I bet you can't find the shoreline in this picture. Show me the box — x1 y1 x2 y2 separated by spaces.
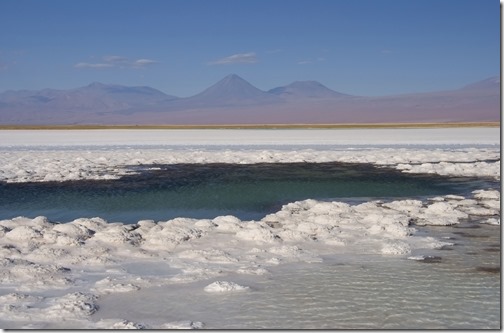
0 121 499 130
0 127 499 147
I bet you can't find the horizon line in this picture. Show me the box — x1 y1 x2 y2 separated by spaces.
0 122 499 131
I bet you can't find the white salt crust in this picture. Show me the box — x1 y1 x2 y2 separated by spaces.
204 281 250 293
0 129 500 328
0 189 499 328
0 147 500 183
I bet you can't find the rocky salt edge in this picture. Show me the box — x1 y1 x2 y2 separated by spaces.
0 147 500 183
0 189 499 328
0 145 500 328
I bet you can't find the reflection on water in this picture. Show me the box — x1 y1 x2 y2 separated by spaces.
0 162 498 223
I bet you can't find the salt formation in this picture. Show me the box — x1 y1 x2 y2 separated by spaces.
0 132 500 328
0 188 498 328
204 281 250 293
0 147 500 183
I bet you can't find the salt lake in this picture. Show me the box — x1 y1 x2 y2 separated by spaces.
0 128 499 329
0 161 497 223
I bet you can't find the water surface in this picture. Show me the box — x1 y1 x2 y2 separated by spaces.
92 218 500 329
0 162 497 223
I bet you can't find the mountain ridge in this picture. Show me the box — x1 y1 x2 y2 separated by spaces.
2 73 498 100
0 74 499 125
178 74 282 107
268 80 352 99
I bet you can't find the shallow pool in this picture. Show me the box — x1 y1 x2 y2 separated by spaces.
91 218 500 329
0 162 497 223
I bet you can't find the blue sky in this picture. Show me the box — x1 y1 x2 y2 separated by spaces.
0 0 499 97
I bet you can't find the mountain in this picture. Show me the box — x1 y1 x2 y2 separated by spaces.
0 82 176 111
81 82 177 106
0 75 499 125
0 82 178 124
268 80 351 99
459 76 500 91
175 74 282 108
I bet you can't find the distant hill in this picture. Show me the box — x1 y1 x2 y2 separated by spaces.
268 80 351 99
0 82 176 110
0 82 177 124
459 76 500 91
181 74 282 107
0 74 499 125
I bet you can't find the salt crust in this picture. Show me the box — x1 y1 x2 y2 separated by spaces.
203 281 250 293
94 319 204 329
0 128 498 147
0 292 98 322
0 189 499 328
0 147 500 183
0 143 500 328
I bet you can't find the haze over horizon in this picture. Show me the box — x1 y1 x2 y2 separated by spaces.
1 73 499 99
0 73 499 125
0 0 499 98
1 72 499 97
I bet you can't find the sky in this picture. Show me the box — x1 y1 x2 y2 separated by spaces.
0 0 500 97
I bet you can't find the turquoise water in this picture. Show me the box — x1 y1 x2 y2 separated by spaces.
0 162 497 223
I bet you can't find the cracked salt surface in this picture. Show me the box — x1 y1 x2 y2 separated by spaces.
0 128 500 329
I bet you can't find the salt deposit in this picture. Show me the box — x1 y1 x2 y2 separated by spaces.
0 188 499 328
0 128 500 329
0 128 498 147
0 146 500 184
204 281 250 293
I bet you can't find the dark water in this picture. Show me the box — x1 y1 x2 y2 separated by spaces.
0 162 498 223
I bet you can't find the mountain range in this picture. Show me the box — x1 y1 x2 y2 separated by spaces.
0 74 499 125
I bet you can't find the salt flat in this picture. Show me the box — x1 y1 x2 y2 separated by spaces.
0 127 499 146
0 127 500 329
